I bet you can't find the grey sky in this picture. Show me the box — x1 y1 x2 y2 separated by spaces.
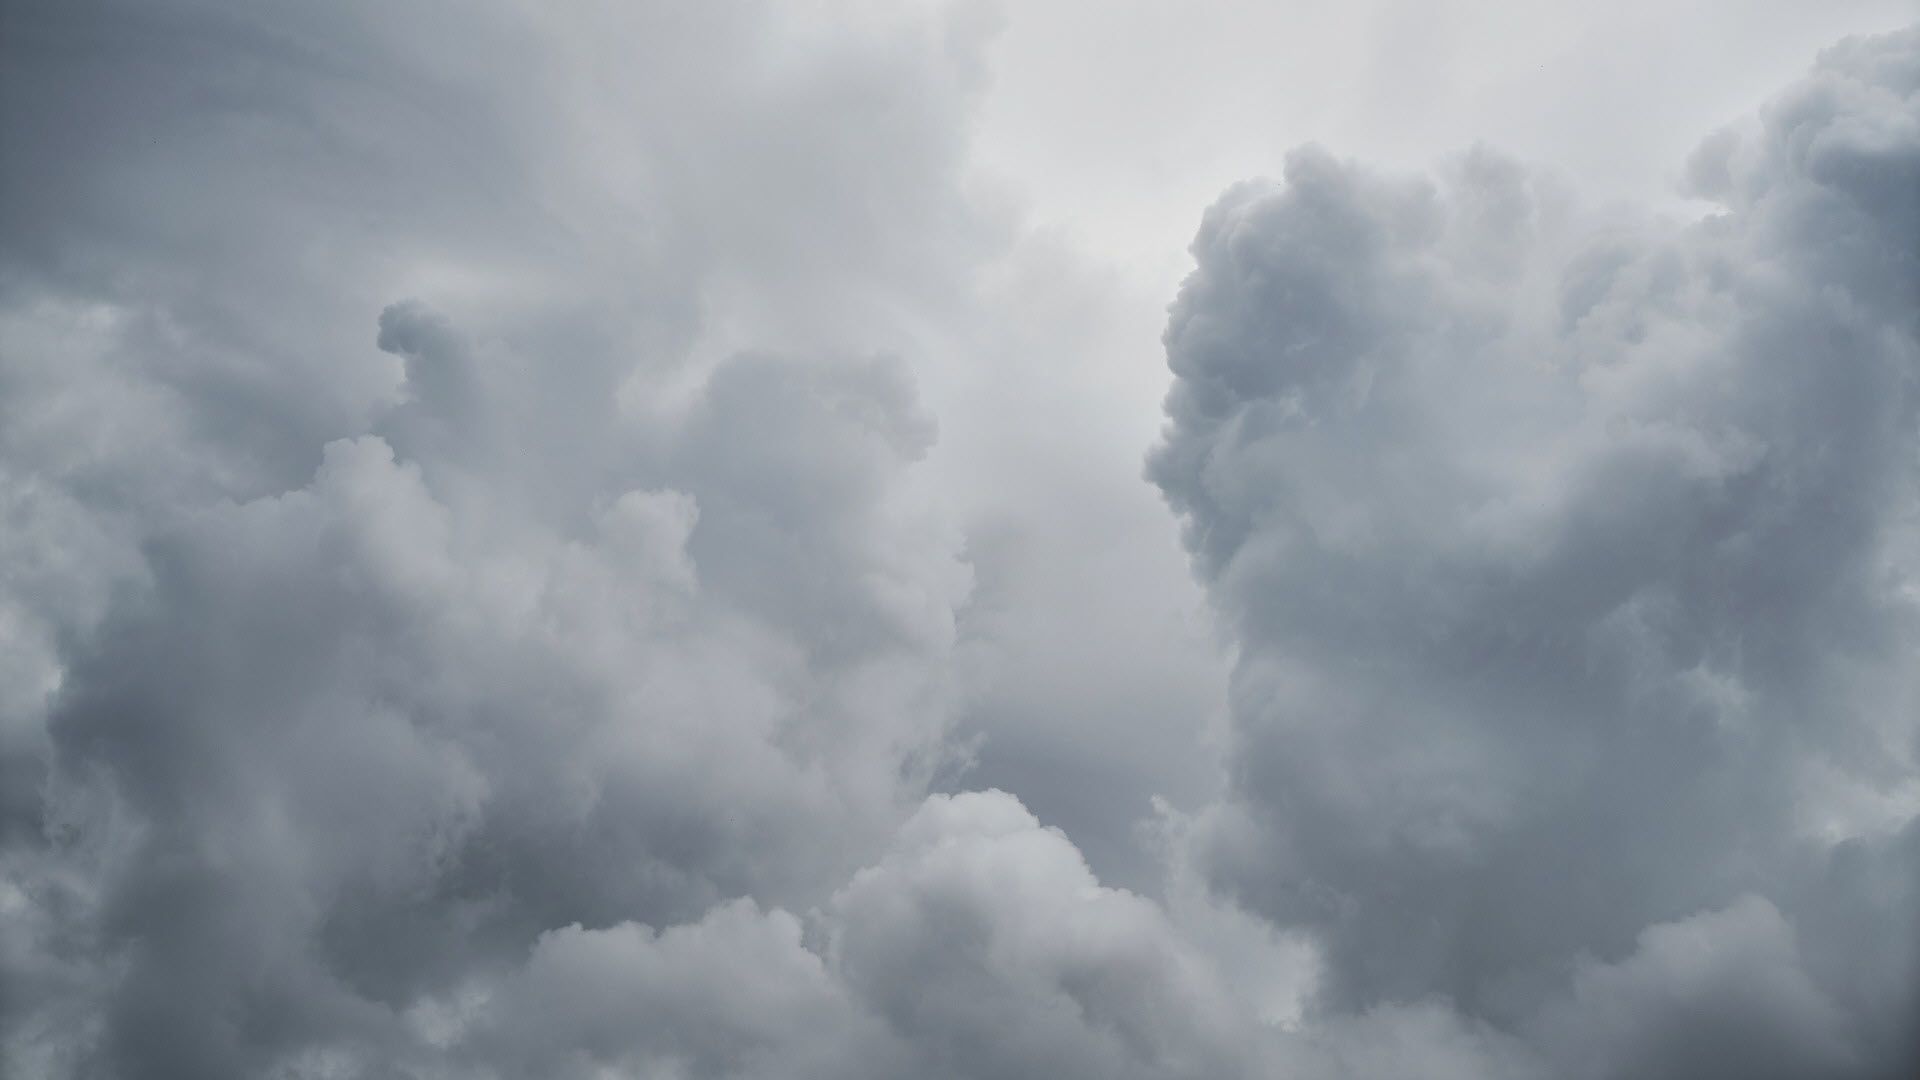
3 3 1916 1078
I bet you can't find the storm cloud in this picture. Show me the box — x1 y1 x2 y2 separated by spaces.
3 3 1917 1079
1152 23 1920 1077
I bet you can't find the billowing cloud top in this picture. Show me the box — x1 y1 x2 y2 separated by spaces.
1151 22 1920 1078
2 3 1917 1079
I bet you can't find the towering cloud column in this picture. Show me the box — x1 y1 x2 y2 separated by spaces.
1150 25 1920 1078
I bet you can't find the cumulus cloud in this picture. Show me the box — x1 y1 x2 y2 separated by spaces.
4 331 973 1074
1 0 985 1074
4 2 1918 1079
1151 23 1920 1077
457 789 1276 1080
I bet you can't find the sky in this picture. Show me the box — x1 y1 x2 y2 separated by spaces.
1 2 1917 1078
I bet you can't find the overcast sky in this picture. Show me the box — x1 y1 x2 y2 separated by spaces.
3 3 1918 1078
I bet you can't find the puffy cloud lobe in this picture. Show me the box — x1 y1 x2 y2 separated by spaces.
828 792 1255 1080
10 327 968 1075
1151 23 1920 1077
1530 896 1855 1079
445 790 1287 1080
466 899 895 1080
177 790 1271 1080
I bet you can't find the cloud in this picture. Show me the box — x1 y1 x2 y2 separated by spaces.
827 791 1257 1080
1529 896 1855 1080
1150 22 1920 1076
1 1 988 1073
4 330 970 1074
442 789 1274 1080
460 898 892 1080
4 2 1918 1079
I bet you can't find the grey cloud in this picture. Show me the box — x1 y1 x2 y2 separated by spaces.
827 791 1253 1080
452 790 1271 1080
1 0 990 1073
465 899 897 1080
7 2 1919 1079
0 0 997 523
1151 23 1920 1077
1529 896 1857 1079
13 329 967 1074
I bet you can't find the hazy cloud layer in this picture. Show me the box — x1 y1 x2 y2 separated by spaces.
3 3 1917 1079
